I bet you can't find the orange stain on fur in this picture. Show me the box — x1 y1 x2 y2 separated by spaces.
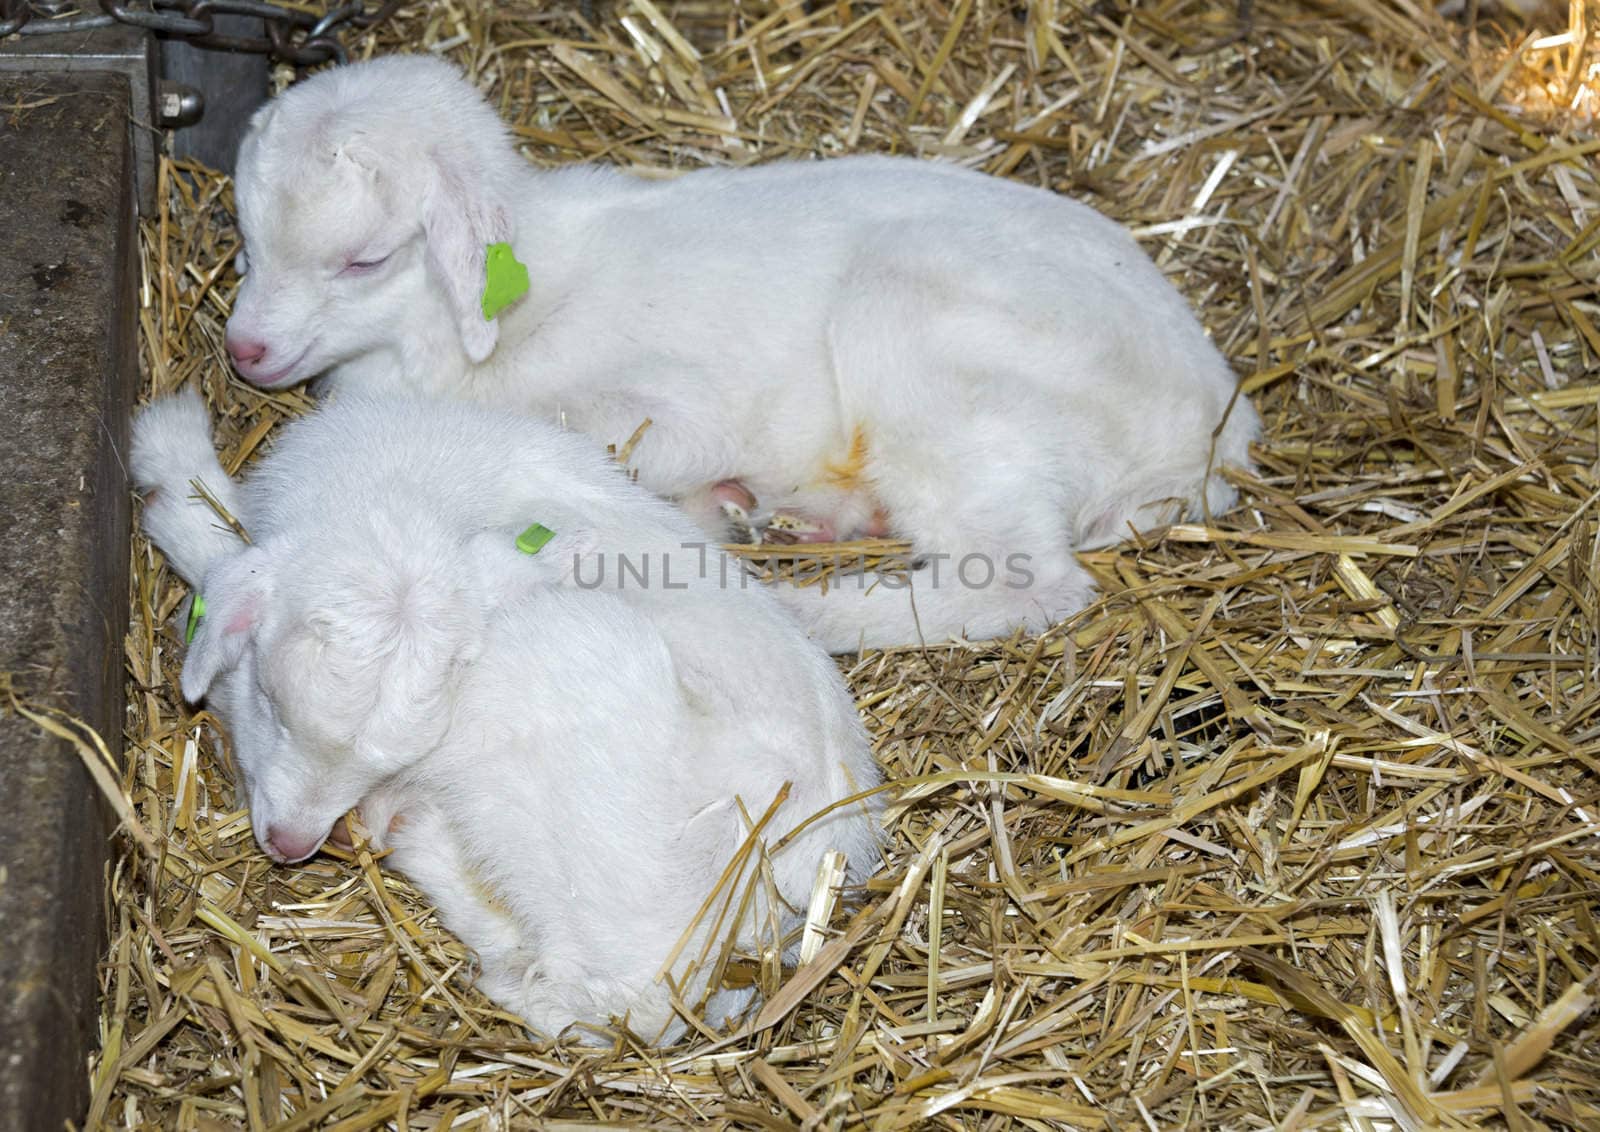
822 425 870 491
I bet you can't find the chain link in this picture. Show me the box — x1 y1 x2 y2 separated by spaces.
1 0 402 66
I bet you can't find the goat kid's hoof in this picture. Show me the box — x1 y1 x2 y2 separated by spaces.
763 512 837 545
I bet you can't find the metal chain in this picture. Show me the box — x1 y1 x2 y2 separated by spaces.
1 0 403 66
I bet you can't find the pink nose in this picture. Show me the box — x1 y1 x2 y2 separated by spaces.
226 335 268 368
262 823 324 864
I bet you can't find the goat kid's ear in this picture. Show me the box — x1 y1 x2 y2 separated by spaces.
424 159 509 365
180 545 274 703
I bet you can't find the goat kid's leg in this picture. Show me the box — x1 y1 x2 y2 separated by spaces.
685 479 889 545
376 801 535 1001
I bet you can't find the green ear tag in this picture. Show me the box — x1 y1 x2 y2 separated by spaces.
185 593 207 644
516 523 555 556
481 242 530 321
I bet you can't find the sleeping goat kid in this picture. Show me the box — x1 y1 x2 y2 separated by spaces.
225 56 1260 652
131 390 881 1043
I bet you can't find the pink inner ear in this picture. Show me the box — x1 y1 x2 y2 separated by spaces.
225 597 259 635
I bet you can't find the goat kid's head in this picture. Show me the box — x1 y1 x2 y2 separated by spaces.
181 512 494 865
227 57 520 390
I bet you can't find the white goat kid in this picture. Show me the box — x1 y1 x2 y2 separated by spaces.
131 390 881 1042
226 56 1260 652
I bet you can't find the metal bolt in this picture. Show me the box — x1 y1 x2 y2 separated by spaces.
157 81 205 128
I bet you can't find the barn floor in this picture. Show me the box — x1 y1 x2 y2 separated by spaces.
88 1 1600 1128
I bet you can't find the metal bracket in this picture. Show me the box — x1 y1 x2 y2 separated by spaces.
0 22 159 215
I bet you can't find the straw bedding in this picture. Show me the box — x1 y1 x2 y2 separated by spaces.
55 0 1600 1127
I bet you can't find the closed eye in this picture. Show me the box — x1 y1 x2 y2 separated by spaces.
342 252 391 276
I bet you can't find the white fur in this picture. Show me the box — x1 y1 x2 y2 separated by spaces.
129 389 250 585
131 393 882 1043
227 55 1261 651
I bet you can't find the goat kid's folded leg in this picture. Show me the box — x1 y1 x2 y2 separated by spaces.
763 418 1095 652
130 389 252 586
377 800 536 1001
